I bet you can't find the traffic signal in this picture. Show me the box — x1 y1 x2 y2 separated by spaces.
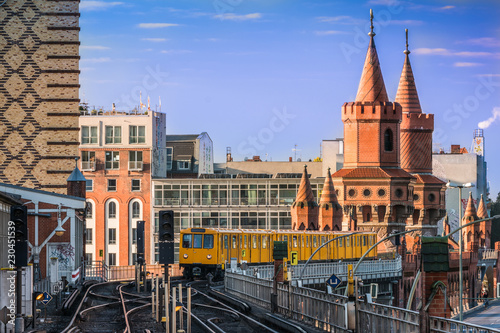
11 205 28 267
136 220 145 265
158 210 174 265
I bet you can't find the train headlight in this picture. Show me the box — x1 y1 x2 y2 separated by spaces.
183 254 188 259
207 254 212 260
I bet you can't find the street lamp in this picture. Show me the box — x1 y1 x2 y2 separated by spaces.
446 181 474 322
54 225 65 237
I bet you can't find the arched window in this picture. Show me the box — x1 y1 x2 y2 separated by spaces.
108 201 116 218
384 128 393 152
132 201 140 218
86 201 93 219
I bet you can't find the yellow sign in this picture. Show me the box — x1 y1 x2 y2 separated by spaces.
242 250 246 257
347 264 354 296
290 251 298 265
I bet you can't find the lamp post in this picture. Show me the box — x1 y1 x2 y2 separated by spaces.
446 181 474 322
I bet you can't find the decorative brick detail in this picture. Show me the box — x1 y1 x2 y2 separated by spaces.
0 0 80 194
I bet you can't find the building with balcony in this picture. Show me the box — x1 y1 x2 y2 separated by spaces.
79 110 166 266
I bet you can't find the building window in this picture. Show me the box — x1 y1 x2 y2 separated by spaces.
108 201 116 218
129 151 143 170
108 253 116 266
132 228 137 244
105 126 122 144
108 179 117 192
177 160 191 170
132 201 140 218
129 125 145 144
109 228 116 244
86 202 93 218
81 151 96 171
105 151 120 169
85 253 92 263
166 147 173 170
86 179 93 192
85 228 92 244
131 179 141 192
81 126 98 144
384 128 393 152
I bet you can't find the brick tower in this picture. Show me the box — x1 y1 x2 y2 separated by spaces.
291 165 318 230
318 168 342 231
477 194 491 248
0 0 80 194
395 29 446 236
332 10 415 244
463 192 479 252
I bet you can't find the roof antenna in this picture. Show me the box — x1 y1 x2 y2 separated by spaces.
369 9 375 37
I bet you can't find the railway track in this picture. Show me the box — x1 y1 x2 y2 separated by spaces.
61 280 157 333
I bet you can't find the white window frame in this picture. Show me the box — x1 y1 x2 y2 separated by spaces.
129 125 146 144
105 151 120 169
129 151 143 171
131 179 141 192
105 126 122 144
86 179 93 192
81 151 96 171
177 160 190 170
81 126 98 144
107 179 117 192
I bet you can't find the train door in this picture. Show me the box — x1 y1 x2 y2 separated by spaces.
345 235 353 260
361 234 369 257
261 233 270 263
250 233 259 263
338 235 345 259
230 233 239 263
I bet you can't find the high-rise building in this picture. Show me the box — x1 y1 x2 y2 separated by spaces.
0 0 80 193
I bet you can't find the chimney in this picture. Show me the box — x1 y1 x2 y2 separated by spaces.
289 157 293 162
451 145 460 154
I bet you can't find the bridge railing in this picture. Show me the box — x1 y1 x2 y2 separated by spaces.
225 271 349 332
429 316 500 333
357 301 419 332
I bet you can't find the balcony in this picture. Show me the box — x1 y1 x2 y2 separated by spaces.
81 161 96 171
129 161 143 171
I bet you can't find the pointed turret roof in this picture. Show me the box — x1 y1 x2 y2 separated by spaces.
463 192 478 221
67 158 86 182
295 165 315 203
355 9 389 103
319 168 338 204
395 29 422 114
477 194 488 219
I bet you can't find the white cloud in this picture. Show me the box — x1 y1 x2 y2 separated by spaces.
138 23 179 29
160 50 192 55
413 48 499 58
81 57 111 63
314 30 348 36
80 45 110 50
80 1 123 11
436 5 455 10
461 37 500 48
454 62 483 67
142 38 168 42
388 20 424 26
413 48 450 56
316 16 364 25
368 0 400 5
213 13 262 21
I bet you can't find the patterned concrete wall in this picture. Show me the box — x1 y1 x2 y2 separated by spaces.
0 0 80 193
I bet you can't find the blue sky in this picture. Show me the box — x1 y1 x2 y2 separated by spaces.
79 0 500 197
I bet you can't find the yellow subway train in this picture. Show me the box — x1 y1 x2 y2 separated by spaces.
179 228 378 279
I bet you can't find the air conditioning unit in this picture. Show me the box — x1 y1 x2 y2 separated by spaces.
370 283 379 299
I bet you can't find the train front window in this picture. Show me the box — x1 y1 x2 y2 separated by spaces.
182 234 192 248
193 234 203 248
204 235 214 249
